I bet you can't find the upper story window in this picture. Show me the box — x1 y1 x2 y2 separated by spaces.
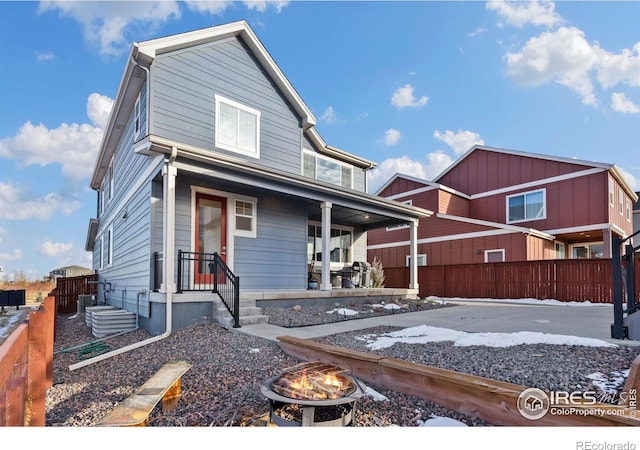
626 198 631 222
215 94 260 158
507 189 546 223
619 191 624 216
609 178 615 206
303 151 353 189
134 94 141 140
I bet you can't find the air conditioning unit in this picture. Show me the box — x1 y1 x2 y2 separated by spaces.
77 294 97 313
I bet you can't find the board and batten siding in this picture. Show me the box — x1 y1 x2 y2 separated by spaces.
150 37 303 175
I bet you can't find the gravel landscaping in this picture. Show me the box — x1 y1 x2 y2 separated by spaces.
45 302 640 427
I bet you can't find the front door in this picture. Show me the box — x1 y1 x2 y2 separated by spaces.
195 193 227 285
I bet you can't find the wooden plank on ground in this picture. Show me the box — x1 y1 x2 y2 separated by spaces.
276 335 640 427
96 358 192 427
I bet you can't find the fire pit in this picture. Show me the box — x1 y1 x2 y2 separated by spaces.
261 361 365 426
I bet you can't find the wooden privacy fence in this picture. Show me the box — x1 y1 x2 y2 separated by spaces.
0 296 54 426
384 258 640 303
52 274 97 314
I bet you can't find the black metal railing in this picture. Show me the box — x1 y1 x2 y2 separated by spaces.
177 250 240 328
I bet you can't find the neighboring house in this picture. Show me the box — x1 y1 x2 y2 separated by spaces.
368 145 638 268
85 21 430 335
48 265 93 280
634 191 640 240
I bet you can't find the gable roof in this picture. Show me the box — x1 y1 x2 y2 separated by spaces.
433 144 638 201
91 20 375 190
374 172 471 200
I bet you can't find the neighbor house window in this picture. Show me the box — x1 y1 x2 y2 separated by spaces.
406 254 427 267
507 189 545 223
235 199 256 238
307 223 352 264
570 242 603 259
215 94 260 157
626 199 631 221
619 191 624 216
485 249 505 263
134 94 141 140
303 151 353 188
609 178 615 206
555 242 566 259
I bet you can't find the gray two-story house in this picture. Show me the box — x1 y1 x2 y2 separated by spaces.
85 21 431 336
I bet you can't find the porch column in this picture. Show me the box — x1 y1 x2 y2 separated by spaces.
162 156 178 294
409 219 419 291
320 201 332 291
602 228 612 258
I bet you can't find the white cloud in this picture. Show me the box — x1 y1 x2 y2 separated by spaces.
382 129 401 146
367 151 454 194
610 93 640 114
0 181 80 220
433 130 484 155
0 249 23 263
319 106 337 124
242 1 290 13
505 27 598 105
36 51 55 61
38 1 182 56
391 84 429 109
87 93 114 129
486 0 563 29
40 240 74 258
594 43 640 89
0 93 112 181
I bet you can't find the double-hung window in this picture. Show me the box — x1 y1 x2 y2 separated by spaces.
507 189 545 223
215 94 260 158
303 151 353 188
235 199 257 238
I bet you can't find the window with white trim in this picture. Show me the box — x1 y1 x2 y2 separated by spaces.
215 94 260 157
303 151 353 188
570 242 603 259
307 223 353 264
609 178 615 206
235 199 257 238
134 94 141 140
406 254 427 267
555 242 565 259
626 198 631 222
507 189 545 223
619 191 624 216
485 249 505 263
102 226 113 268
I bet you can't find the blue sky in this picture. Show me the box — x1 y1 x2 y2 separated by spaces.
1 0 640 281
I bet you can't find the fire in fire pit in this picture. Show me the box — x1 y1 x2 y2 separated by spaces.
270 361 355 400
261 361 365 427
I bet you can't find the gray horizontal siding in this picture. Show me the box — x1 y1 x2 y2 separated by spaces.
151 37 302 174
234 196 308 290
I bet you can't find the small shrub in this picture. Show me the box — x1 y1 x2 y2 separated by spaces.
370 257 386 288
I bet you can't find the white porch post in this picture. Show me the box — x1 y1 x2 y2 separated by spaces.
161 151 178 295
409 219 419 291
320 201 332 291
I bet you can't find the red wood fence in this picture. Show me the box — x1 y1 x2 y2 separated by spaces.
51 274 97 314
384 258 640 303
0 296 54 426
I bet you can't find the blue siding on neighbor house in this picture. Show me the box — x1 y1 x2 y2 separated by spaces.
150 37 304 175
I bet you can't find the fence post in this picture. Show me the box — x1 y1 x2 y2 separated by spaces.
26 304 48 426
611 235 626 339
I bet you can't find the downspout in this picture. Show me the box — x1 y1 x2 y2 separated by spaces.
69 147 178 371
